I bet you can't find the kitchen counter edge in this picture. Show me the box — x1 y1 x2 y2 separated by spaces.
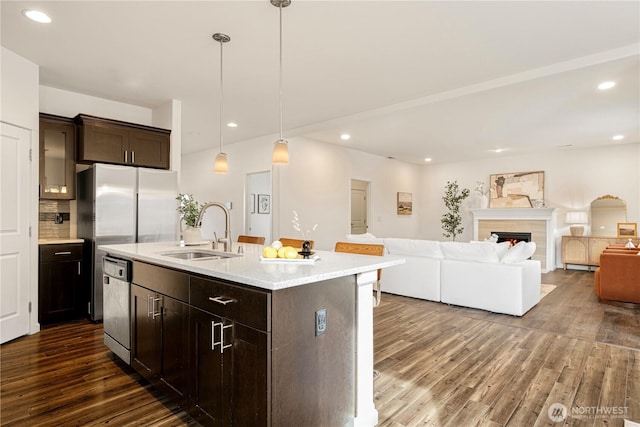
99 241 405 291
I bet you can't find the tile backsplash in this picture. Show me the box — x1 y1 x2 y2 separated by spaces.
39 200 71 239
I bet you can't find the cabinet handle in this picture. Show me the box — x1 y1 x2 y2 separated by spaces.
131 151 135 163
77 261 81 275
152 297 162 318
54 251 72 256
124 150 128 163
211 321 233 353
147 295 153 318
208 296 236 305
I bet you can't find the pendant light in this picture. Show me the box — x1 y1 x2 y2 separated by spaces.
271 0 291 165
213 32 230 173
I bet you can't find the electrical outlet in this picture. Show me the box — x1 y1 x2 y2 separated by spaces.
315 309 327 336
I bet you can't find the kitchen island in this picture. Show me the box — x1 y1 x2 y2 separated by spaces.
100 241 404 427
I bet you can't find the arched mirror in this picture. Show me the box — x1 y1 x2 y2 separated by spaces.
590 195 627 237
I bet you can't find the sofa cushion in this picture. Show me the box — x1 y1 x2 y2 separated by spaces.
501 241 537 263
346 232 379 242
383 238 444 259
345 232 385 246
439 241 500 263
495 241 510 258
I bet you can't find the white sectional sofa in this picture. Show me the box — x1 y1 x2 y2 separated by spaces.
346 234 541 316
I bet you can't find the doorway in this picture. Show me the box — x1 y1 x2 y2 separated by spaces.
350 179 369 235
245 171 271 244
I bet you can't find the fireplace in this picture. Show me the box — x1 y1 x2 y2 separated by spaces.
491 231 532 247
472 207 556 272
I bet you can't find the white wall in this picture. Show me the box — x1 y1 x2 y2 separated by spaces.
180 134 274 245
182 137 639 261
276 138 424 250
422 143 640 267
181 135 424 250
39 86 152 124
1 47 40 334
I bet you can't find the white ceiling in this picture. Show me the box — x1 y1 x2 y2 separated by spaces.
2 1 639 165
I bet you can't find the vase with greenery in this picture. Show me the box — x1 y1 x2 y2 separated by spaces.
177 193 203 243
441 181 470 241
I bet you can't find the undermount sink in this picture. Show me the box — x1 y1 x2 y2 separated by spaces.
160 250 233 260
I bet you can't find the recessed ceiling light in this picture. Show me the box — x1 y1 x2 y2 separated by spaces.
494 148 504 153
612 134 624 141
340 133 351 141
598 81 616 90
22 9 52 23
424 157 432 162
227 122 238 128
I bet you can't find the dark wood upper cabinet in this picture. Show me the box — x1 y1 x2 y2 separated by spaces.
39 113 76 200
75 114 170 169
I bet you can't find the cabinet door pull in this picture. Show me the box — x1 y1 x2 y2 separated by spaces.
152 297 163 318
147 295 153 318
131 151 135 164
220 323 232 353
77 261 81 275
211 321 232 353
124 150 128 163
211 321 221 351
208 296 236 305
54 251 72 256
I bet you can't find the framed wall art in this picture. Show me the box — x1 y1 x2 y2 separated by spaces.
489 171 544 208
397 192 412 215
257 194 270 214
617 222 637 238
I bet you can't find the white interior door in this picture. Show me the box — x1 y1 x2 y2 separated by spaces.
351 179 369 234
245 171 271 244
1 123 32 343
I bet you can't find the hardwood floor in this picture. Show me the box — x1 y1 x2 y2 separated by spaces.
374 270 640 426
1 270 638 426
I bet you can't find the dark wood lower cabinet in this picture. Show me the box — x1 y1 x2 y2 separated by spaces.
127 261 355 427
189 307 232 426
131 284 189 408
189 307 268 427
38 243 84 325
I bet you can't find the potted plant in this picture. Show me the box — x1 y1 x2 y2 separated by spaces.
441 181 470 241
177 193 203 244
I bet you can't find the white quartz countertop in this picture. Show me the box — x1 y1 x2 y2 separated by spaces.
99 241 405 291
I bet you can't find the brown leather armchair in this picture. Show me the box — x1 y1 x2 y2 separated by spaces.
594 247 640 304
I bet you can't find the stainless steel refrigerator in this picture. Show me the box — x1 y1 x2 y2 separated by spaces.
77 163 178 321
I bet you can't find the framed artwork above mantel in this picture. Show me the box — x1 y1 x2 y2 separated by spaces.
489 171 544 208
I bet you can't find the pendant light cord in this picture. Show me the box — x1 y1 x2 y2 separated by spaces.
219 39 224 153
278 2 283 141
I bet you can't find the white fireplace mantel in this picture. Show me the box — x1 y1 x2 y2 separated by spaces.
471 208 556 221
471 208 557 272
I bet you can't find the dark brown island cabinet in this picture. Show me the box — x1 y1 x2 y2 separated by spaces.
129 260 356 427
38 243 84 325
75 114 171 169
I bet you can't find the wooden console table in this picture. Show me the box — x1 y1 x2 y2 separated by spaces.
561 235 639 270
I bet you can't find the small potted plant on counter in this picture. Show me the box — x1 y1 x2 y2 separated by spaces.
177 193 203 244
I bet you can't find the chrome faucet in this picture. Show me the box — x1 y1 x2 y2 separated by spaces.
196 202 232 252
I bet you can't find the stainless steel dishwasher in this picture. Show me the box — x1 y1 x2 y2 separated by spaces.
103 256 131 364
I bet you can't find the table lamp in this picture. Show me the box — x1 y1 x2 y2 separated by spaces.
566 211 588 236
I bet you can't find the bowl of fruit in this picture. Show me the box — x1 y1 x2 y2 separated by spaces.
260 240 318 263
